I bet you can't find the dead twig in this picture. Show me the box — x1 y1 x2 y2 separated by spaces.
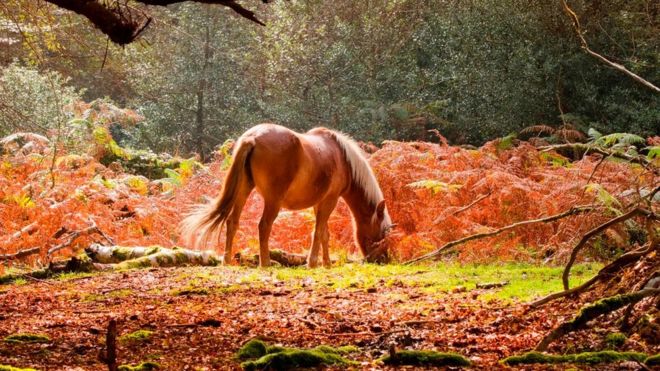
406 205 596 264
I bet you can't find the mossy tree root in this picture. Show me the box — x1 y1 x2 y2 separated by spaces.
535 288 660 351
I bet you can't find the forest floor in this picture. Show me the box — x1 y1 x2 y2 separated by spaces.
1 262 652 370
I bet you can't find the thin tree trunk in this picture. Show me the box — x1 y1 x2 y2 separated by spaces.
195 6 212 161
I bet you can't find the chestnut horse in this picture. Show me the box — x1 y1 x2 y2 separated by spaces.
181 123 392 267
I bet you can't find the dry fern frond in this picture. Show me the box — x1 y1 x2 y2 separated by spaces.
520 125 555 136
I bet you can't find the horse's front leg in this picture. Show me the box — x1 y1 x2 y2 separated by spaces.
258 201 281 267
308 198 337 268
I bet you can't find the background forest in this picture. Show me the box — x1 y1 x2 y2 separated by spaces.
1 0 658 159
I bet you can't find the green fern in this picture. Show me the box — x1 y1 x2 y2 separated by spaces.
646 146 660 160
407 180 462 195
594 133 645 148
585 183 622 215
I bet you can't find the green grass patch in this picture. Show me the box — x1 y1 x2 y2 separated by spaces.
501 351 648 366
4 333 50 344
119 330 153 344
380 349 471 367
253 262 600 302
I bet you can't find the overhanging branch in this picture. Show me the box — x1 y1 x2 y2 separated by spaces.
43 0 268 45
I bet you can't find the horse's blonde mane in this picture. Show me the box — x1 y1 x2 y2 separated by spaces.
329 131 384 206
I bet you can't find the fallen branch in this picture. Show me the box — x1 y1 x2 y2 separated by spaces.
562 207 657 290
530 242 655 308
47 219 114 256
535 288 660 351
0 246 41 261
406 205 595 264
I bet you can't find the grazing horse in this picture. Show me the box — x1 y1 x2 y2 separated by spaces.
181 123 393 267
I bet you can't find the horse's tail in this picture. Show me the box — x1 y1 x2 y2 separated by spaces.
180 137 255 248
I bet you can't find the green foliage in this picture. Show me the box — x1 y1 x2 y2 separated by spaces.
584 183 622 214
0 63 82 137
381 350 471 367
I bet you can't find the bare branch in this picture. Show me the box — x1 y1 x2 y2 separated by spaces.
406 205 596 265
561 0 659 93
561 207 657 290
0 247 41 261
42 0 267 45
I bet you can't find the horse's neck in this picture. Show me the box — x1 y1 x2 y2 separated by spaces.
342 183 375 229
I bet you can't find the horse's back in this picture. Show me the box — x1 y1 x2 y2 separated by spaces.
243 124 349 209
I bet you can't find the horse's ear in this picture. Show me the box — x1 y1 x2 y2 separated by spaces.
376 200 386 219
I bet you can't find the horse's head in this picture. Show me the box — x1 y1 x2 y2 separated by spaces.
357 200 394 263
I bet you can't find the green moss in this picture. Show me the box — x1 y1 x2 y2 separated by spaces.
119 330 153 344
241 349 352 370
501 351 648 366
236 340 268 360
380 350 471 367
173 286 209 296
502 351 568 365
237 340 358 370
117 361 160 371
604 332 627 348
573 351 646 364
0 365 38 371
4 333 51 344
646 354 660 366
111 247 131 261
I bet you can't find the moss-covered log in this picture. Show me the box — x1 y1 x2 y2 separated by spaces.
501 350 648 366
236 339 357 370
380 349 471 367
535 288 660 351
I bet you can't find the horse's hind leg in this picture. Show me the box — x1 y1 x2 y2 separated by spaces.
308 198 337 268
258 201 281 267
223 180 253 265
